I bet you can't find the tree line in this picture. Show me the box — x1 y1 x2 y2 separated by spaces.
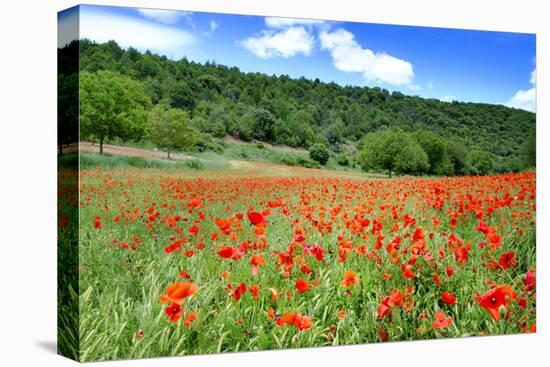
58 39 536 176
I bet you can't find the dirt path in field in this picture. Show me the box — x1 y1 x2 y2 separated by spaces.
224 160 376 179
80 142 194 161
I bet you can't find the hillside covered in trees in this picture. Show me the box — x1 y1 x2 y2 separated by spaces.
59 40 536 176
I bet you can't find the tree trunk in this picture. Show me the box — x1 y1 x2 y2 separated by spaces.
59 143 63 156
167 148 171 160
388 168 392 178
99 138 104 155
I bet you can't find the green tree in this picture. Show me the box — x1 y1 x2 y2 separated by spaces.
80 70 151 154
309 143 330 165
358 128 429 177
467 149 495 175
414 130 454 176
146 104 198 159
522 128 536 168
170 81 195 110
251 108 276 142
324 121 345 146
75 41 537 166
447 140 469 175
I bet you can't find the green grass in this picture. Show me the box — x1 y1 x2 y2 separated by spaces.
80 153 230 171
96 136 364 173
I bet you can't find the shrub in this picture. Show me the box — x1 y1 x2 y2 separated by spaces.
336 153 350 166
309 143 330 165
176 159 204 170
279 155 297 166
296 157 321 169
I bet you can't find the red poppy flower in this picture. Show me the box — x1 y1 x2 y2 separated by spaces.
231 282 247 301
250 253 266 275
377 296 391 320
187 198 203 208
189 225 199 236
475 284 517 321
340 270 359 287
165 240 183 254
93 216 102 229
401 264 416 279
441 292 457 305
159 282 199 305
165 302 183 323
217 245 238 259
247 211 265 226
432 310 452 329
295 278 310 293
276 312 313 331
267 307 275 320
499 252 517 269
184 311 197 328
388 289 404 307
249 284 260 300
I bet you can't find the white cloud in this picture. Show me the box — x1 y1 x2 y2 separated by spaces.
80 10 196 57
137 8 190 25
428 82 434 90
210 20 218 32
440 95 456 102
505 68 536 112
407 84 421 91
319 28 414 86
265 17 324 29
240 27 314 58
506 88 536 112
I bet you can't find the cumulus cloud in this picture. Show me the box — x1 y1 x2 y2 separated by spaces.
319 28 414 86
240 26 314 58
505 68 536 112
506 88 536 112
265 17 324 29
137 8 190 25
80 10 196 56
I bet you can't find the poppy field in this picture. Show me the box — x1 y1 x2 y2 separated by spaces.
72 168 536 361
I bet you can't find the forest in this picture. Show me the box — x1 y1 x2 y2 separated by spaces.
58 39 536 176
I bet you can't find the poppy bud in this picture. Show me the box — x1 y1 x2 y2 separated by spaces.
498 305 507 320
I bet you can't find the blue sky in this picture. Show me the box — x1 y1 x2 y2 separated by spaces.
58 5 536 111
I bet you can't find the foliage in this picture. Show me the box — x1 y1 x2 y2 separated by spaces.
309 143 330 165
336 153 350 166
414 130 454 176
79 70 151 154
357 128 429 177
522 128 536 168
70 40 537 175
146 104 198 159
467 149 496 175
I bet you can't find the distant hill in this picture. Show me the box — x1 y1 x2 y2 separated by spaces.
59 39 536 174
